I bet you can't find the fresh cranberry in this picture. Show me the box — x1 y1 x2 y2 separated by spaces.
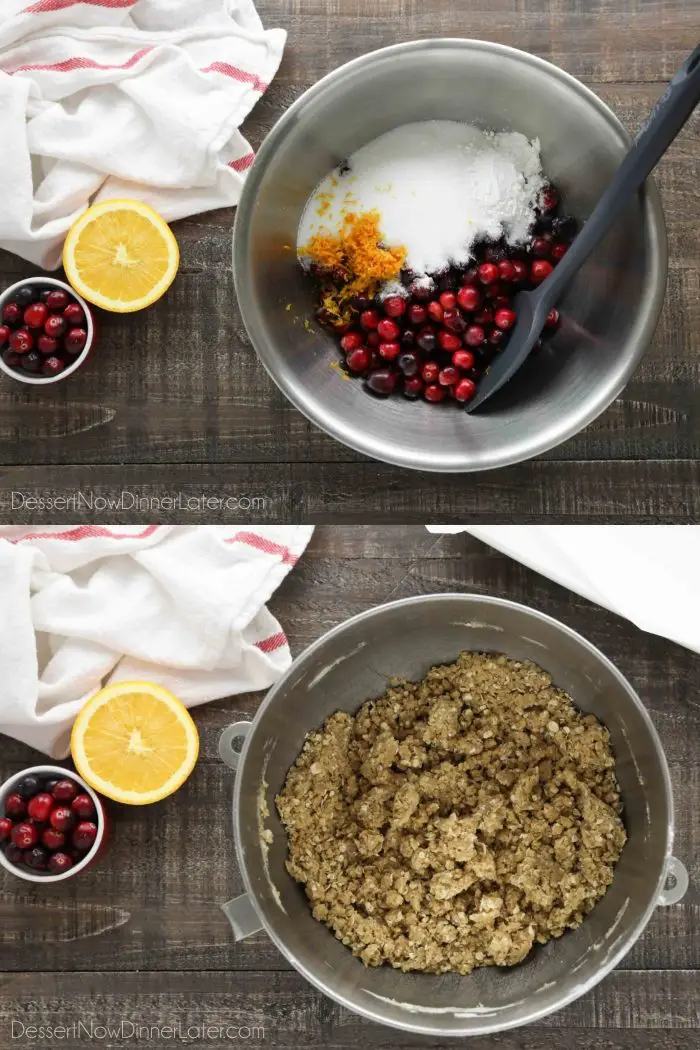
407 303 427 326
366 331 380 348
398 351 420 376
452 349 475 370
464 324 486 347
25 846 49 870
495 308 517 330
64 328 87 353
497 260 516 282
402 376 423 399
379 341 401 361
44 316 66 342
439 366 458 387
474 307 494 325
53 779 79 803
359 310 380 330
50 806 75 832
5 793 26 817
345 348 370 373
454 377 477 402
365 369 397 396
72 821 98 852
421 361 439 383
532 237 551 258
477 262 499 285
442 309 466 333
21 350 42 373
11 821 38 849
424 383 446 403
2 350 21 370
460 267 478 285
439 291 456 310
545 309 560 328
5 844 25 867
37 335 58 355
23 302 48 329
489 327 506 346
27 793 54 822
417 328 437 353
17 775 43 798
541 184 559 211
551 242 569 261
511 259 528 282
376 318 400 342
49 852 74 875
457 286 482 312
531 260 554 283
438 331 461 352
9 329 33 354
44 354 66 377
0 325 10 346
0 817 13 841
427 300 444 324
383 295 406 318
42 827 66 850
45 289 69 312
2 302 21 325
340 331 363 354
63 302 85 326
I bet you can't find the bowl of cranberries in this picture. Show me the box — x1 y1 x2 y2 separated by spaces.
0 277 95 386
0 765 106 882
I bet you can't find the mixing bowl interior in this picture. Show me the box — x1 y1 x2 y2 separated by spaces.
234 595 672 1035
234 40 666 471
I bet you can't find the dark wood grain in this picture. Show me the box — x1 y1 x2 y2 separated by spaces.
0 526 697 1048
0 3 698 521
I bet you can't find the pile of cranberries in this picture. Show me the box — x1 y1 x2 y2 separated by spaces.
0 283 88 380
312 185 576 405
0 773 99 876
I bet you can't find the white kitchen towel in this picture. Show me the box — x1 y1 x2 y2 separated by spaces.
0 524 313 758
427 525 700 655
0 0 286 269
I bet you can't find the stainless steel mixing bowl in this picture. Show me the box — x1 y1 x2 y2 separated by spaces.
220 594 687 1036
233 39 667 472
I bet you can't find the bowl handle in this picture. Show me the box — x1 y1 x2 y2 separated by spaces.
221 893 264 940
658 856 689 906
219 721 252 771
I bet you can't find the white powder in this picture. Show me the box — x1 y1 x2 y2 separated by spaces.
297 120 545 277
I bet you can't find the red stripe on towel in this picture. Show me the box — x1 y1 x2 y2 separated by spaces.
7 47 152 75
23 0 139 13
200 61 268 93
227 153 255 173
9 525 161 543
255 632 288 653
225 530 299 566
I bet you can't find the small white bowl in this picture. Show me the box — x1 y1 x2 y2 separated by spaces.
0 765 106 883
0 276 95 386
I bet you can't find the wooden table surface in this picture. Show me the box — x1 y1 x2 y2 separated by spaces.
0 1 698 523
0 525 698 1049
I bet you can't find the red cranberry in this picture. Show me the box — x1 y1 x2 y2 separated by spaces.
366 369 397 396
42 356 65 377
511 259 528 282
9 328 33 354
23 302 48 329
457 286 482 312
402 376 424 399
427 300 444 324
398 351 420 376
25 846 49 870
489 327 505 346
376 318 400 342
438 331 462 352
495 308 517 330
551 242 569 261
0 817 12 841
452 349 475 370
531 260 554 283
44 314 67 338
0 325 10 346
42 827 66 850
49 852 74 875
407 303 427 326
545 309 560 328
439 291 457 310
27 793 54 822
443 309 466 333
383 295 406 318
360 310 380 330
379 341 401 361
2 302 21 325
21 350 42 373
424 383 446 403
72 821 98 852
460 267 478 285
46 289 69 312
421 361 439 383
63 302 85 326
454 377 477 402
477 262 499 284
497 260 516 282
532 237 551 258
64 327 87 353
340 331 363 353
5 794 26 817
439 366 458 387
5 844 25 867
50 806 75 832
2 349 21 370
366 331 380 348
52 779 78 802
37 335 58 355
474 307 494 325
541 185 559 211
11 821 38 849
346 348 370 373
464 324 486 347
417 328 437 353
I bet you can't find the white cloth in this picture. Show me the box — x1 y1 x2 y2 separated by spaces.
0 524 313 758
427 525 700 655
0 0 285 269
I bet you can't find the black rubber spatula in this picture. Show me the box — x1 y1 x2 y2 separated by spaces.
466 42 700 414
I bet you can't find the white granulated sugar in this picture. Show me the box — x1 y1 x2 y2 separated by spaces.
297 120 545 276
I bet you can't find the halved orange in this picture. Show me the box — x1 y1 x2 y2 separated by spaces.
71 681 199 805
63 199 179 313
